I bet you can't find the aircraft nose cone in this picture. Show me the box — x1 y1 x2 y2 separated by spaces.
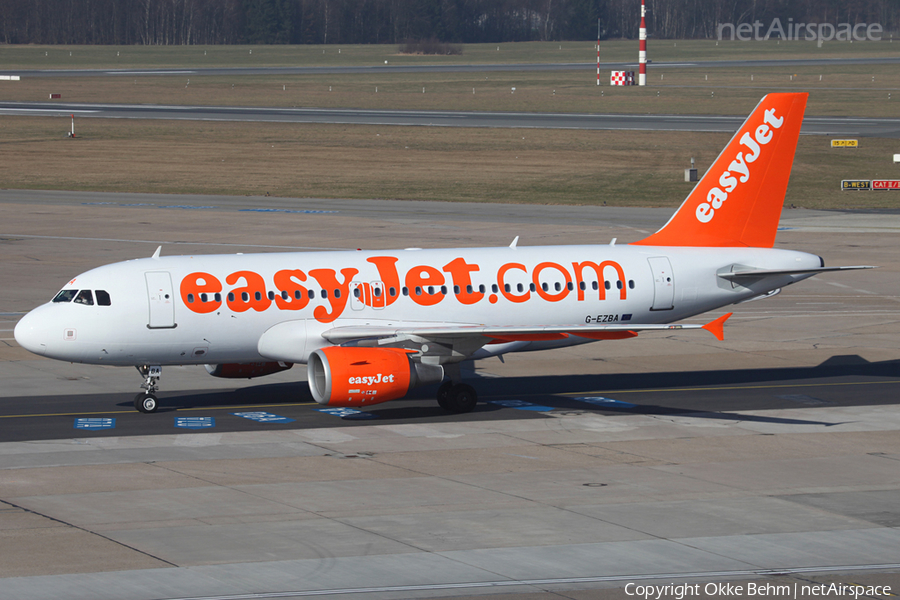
14 309 48 356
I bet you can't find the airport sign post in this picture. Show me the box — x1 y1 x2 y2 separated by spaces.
842 180 871 190
873 180 900 190
842 180 900 190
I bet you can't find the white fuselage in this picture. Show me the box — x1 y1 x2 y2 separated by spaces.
15 243 821 367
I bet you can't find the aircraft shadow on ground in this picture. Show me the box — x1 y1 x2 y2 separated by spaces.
117 355 900 427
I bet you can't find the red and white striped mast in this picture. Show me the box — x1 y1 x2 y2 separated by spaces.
638 0 648 86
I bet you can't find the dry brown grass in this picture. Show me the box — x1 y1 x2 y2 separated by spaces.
2 115 896 209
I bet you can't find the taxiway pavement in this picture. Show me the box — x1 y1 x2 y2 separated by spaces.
4 56 900 78
1 192 899 599
3 102 899 137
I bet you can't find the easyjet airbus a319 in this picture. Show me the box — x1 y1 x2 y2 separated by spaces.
15 93 872 414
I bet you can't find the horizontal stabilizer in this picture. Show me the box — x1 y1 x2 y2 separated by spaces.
719 265 876 279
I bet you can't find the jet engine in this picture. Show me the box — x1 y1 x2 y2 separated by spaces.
308 347 443 407
205 362 293 379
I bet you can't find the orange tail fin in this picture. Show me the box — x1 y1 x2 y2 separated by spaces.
633 93 808 248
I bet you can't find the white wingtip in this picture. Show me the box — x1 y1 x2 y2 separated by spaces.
509 236 519 249
151 246 162 259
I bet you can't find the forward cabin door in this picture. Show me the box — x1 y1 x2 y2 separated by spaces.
648 257 675 311
145 272 176 328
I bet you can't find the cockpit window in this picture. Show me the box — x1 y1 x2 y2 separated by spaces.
96 290 111 306
53 289 78 303
74 290 94 306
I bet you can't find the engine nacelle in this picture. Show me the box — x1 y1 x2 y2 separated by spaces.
308 347 443 407
205 361 293 379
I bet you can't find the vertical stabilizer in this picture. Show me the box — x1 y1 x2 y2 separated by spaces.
633 93 807 248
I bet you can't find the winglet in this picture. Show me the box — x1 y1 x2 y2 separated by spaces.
509 236 519 249
151 246 162 259
702 312 732 341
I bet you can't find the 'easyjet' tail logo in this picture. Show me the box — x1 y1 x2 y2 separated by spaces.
633 93 808 248
695 107 784 224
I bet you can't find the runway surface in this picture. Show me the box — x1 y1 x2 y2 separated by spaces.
5 56 900 78
3 101 900 136
1 192 899 599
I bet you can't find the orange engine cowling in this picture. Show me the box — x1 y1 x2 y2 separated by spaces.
308 347 443 407
205 362 293 379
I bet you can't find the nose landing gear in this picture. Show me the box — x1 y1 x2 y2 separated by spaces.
134 365 162 413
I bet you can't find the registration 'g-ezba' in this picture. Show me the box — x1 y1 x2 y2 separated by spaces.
15 94 872 414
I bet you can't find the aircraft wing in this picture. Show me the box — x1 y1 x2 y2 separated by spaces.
321 313 732 345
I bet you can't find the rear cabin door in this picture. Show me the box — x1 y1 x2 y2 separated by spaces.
145 272 176 328
648 257 675 311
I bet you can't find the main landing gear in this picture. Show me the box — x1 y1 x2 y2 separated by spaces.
134 365 162 413
436 380 478 414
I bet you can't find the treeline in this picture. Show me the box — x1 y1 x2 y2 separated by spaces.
1 0 897 45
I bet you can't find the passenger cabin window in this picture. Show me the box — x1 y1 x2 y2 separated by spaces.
95 290 111 306
74 290 94 306
53 289 78 303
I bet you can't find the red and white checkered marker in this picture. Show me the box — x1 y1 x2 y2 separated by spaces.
610 71 635 86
